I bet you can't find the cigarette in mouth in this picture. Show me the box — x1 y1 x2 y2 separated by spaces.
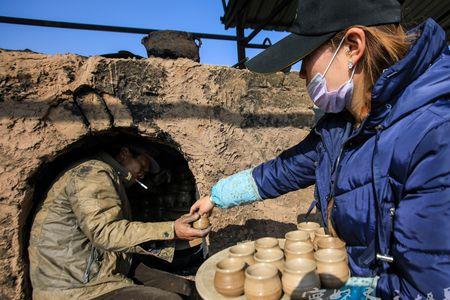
135 179 148 190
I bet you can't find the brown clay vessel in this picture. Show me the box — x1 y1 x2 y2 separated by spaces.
314 248 349 289
285 230 312 249
282 258 320 297
254 248 284 273
214 257 245 297
229 243 255 266
284 241 314 261
255 237 280 252
244 263 282 300
313 228 331 250
192 214 210 230
316 237 346 251
298 222 321 240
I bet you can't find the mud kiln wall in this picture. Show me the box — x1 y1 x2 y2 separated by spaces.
0 49 316 299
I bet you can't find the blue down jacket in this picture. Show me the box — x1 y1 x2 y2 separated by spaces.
212 19 450 299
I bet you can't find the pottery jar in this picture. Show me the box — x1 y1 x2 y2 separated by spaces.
192 214 210 230
285 230 312 249
314 249 350 289
214 257 245 297
229 243 256 266
254 248 284 273
284 241 314 261
282 258 320 298
255 237 280 252
244 263 282 300
316 237 346 251
312 228 331 250
298 222 321 241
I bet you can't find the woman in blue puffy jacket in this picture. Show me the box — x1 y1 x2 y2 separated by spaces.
191 0 450 298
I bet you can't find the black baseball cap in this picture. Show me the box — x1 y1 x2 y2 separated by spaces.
245 0 401 73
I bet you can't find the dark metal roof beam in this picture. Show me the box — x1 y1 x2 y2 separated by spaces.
0 15 239 41
222 0 227 11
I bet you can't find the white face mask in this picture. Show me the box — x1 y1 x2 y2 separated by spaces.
306 35 357 113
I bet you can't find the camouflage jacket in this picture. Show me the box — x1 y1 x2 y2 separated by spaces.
28 153 175 300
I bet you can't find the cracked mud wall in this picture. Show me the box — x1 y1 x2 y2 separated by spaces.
0 49 317 299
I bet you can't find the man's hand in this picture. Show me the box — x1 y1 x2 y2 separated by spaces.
174 213 211 241
189 196 215 215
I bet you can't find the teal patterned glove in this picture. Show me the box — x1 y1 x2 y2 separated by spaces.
211 168 262 208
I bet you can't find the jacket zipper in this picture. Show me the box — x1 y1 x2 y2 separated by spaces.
327 143 346 235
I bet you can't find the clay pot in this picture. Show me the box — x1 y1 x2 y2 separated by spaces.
254 248 284 273
282 258 321 298
284 241 314 261
229 243 256 266
192 214 210 230
298 222 321 241
255 237 280 252
312 228 331 250
316 237 346 251
314 249 349 289
244 263 282 300
285 230 312 249
214 257 245 297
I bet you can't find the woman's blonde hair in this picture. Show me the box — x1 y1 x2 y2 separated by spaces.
330 24 411 94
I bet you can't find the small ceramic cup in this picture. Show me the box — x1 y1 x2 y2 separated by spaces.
254 248 284 273
255 237 280 252
214 257 246 297
244 263 282 300
285 230 312 249
284 241 314 261
314 248 350 289
229 243 256 266
316 237 346 251
312 228 331 250
282 258 320 298
298 222 321 241
192 214 210 230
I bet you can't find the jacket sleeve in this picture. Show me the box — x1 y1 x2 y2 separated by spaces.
376 122 450 299
69 163 175 255
252 130 319 199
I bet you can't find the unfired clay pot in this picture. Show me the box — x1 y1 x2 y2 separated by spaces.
316 237 346 251
229 243 255 266
298 222 321 241
282 258 320 298
244 263 282 300
285 230 312 249
313 228 331 250
284 241 314 261
193 214 210 230
214 257 245 297
314 249 349 289
254 248 284 273
255 237 280 252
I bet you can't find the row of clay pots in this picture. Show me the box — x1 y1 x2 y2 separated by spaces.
215 227 349 298
214 258 282 299
214 251 348 299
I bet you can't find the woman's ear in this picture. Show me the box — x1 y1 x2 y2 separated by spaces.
345 27 366 66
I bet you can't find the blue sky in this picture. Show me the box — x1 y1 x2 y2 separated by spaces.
0 0 301 69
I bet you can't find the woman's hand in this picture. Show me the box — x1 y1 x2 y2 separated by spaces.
174 213 210 241
190 196 215 216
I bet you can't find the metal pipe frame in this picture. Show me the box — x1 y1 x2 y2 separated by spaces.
0 15 269 67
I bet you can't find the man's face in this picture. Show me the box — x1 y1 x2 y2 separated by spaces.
117 147 152 183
